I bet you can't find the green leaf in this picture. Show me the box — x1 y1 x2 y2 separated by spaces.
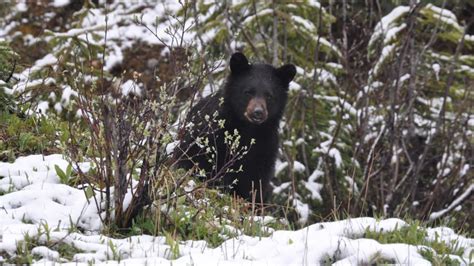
85 186 94 199
55 165 68 184
66 164 73 178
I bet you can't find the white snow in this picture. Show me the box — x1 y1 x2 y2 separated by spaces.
52 0 71 8
272 181 291 194
0 154 472 264
25 54 58 77
120 79 142 96
328 148 343 167
293 161 306 173
292 198 310 224
424 4 463 31
165 140 179 155
429 184 474 221
242 9 273 25
432 63 441 80
1 1 192 115
12 78 56 94
289 81 301 91
49 24 105 38
61 85 78 103
465 35 474 42
15 3 27 12
292 15 316 32
383 23 406 44
0 155 101 232
274 160 306 175
370 44 396 77
304 169 323 201
36 101 50 114
369 6 410 47
426 227 473 259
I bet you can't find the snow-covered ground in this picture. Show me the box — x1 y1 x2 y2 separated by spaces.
0 154 472 265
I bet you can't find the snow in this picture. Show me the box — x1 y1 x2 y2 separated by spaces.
104 44 124 72
307 0 321 9
37 101 50 114
370 44 396 77
328 148 343 167
242 9 273 25
12 78 56 94
426 227 473 259
383 23 406 44
0 155 101 232
292 198 309 224
272 181 291 194
465 35 474 42
49 25 105 38
274 160 306 175
32 246 60 261
432 63 441 80
0 154 473 264
15 3 27 12
313 95 357 116
1 1 191 114
61 85 78 103
26 54 58 76
120 79 142 96
315 37 342 58
52 0 71 8
293 161 306 173
424 4 462 31
429 184 474 221
292 15 316 32
369 6 410 47
304 169 323 201
289 81 301 91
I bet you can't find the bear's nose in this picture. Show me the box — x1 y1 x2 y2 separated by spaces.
251 108 264 120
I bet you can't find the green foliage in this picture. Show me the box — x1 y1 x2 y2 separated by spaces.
135 182 288 248
365 221 426 246
4 221 84 264
0 41 18 113
12 233 38 264
54 164 73 184
54 242 82 261
0 41 18 82
364 221 468 264
0 111 62 161
182 1 338 67
419 248 462 266
107 240 121 261
164 232 181 259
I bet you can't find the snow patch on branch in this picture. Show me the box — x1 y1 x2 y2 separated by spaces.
370 44 396 78
369 6 410 47
424 4 462 31
429 184 473 221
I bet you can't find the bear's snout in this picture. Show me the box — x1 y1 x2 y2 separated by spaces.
245 97 268 124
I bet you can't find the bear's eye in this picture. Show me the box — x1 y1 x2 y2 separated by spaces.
265 93 273 100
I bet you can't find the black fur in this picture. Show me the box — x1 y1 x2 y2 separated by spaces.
175 53 296 202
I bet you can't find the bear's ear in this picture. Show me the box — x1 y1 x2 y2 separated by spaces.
230 52 250 74
276 64 296 84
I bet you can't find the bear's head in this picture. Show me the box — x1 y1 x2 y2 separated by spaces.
225 52 296 125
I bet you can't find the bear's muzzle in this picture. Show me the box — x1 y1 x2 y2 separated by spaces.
244 97 268 124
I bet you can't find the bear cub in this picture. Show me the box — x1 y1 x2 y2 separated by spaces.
175 52 296 202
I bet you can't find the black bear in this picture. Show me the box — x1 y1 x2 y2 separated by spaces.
175 52 296 202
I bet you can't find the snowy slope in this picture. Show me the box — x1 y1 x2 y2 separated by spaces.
0 154 472 265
